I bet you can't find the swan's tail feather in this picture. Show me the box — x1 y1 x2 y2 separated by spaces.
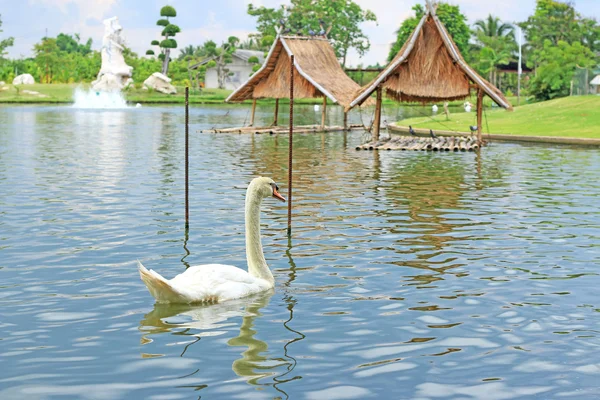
138 261 187 303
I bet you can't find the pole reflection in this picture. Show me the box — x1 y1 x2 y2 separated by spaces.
272 238 305 399
181 226 191 269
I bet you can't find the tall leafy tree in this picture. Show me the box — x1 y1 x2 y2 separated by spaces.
248 0 377 67
519 0 587 70
520 0 581 47
247 5 284 38
528 40 595 100
33 37 62 83
580 18 600 55
388 3 471 62
56 33 92 55
0 14 15 60
147 5 180 76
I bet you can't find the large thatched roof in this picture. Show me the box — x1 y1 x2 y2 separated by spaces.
348 2 512 111
226 36 367 108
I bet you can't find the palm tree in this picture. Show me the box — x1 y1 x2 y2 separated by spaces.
473 15 517 86
178 45 196 60
474 15 514 40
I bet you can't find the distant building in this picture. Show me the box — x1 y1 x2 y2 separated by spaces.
201 50 265 90
591 75 600 94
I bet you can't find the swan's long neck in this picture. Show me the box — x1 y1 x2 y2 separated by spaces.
245 186 274 285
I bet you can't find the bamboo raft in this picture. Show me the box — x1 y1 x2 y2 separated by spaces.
356 135 481 151
202 124 364 135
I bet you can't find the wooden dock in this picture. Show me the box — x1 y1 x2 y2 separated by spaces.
202 124 365 135
356 135 481 151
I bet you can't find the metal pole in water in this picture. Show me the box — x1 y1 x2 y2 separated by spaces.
517 25 522 107
185 86 189 229
287 55 294 236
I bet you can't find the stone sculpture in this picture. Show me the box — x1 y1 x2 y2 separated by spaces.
12 74 35 85
92 17 134 92
143 72 177 94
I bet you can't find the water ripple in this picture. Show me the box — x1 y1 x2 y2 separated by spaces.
1 105 600 399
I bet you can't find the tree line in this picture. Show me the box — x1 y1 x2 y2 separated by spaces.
385 0 598 101
0 0 598 101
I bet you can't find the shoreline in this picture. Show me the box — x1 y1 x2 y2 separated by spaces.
389 123 600 147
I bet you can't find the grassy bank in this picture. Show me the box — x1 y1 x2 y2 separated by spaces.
0 83 520 108
0 83 236 104
0 83 340 105
397 96 600 138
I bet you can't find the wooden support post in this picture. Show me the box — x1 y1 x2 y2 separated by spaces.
373 86 382 142
343 111 348 131
320 96 327 130
273 98 279 126
287 55 294 236
249 98 257 127
476 88 483 145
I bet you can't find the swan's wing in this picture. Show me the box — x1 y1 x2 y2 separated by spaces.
170 264 256 285
168 264 267 302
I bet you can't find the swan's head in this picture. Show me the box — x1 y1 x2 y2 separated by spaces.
250 177 286 202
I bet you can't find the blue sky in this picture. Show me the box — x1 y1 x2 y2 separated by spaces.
2 0 599 66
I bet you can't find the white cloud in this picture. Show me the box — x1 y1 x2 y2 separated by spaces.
6 0 599 65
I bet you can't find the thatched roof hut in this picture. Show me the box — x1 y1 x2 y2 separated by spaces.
349 2 512 112
226 35 366 109
349 1 512 144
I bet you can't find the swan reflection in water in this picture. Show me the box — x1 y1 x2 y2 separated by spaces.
138 242 303 399
139 291 289 393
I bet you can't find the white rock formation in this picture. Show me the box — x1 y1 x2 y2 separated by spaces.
91 17 133 92
143 72 177 94
13 74 35 85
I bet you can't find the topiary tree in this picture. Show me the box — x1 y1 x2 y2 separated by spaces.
147 5 180 76
247 55 261 75
203 37 239 89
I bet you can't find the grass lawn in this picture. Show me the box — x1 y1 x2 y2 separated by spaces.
0 83 344 105
0 83 519 108
398 96 600 138
0 83 236 104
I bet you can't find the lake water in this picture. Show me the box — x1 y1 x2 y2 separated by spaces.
1 104 600 399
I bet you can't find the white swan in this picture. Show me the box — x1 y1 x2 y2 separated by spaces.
138 177 286 304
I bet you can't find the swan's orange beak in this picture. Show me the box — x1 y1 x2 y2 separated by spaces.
272 187 286 202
